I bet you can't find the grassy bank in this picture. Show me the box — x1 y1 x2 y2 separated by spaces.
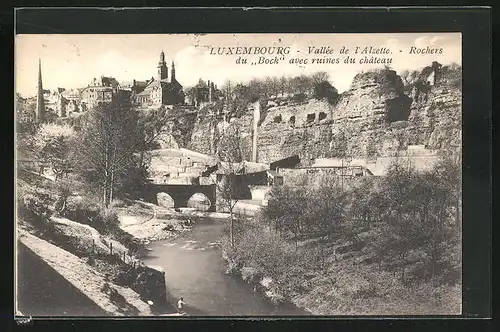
220 157 462 315
16 173 178 314
18 231 152 316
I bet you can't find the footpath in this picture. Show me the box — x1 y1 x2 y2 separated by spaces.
18 230 153 316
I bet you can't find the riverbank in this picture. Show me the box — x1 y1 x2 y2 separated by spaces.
219 220 461 316
115 200 230 245
16 172 306 316
123 204 310 314
220 234 313 313
16 174 181 316
141 217 309 316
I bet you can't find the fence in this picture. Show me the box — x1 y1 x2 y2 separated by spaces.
87 237 168 307
24 207 168 308
92 238 133 266
17 172 169 309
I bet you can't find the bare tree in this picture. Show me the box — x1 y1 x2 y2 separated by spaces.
290 75 312 95
312 71 330 85
279 76 288 97
73 101 139 206
216 123 244 247
268 77 281 97
400 69 419 86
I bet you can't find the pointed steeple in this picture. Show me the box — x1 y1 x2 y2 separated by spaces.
36 58 45 123
171 60 176 81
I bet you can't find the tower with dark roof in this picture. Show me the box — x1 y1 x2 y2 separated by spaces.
157 50 168 81
36 58 45 123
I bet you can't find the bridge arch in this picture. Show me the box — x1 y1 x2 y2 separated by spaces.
187 193 212 212
157 192 175 208
140 184 216 212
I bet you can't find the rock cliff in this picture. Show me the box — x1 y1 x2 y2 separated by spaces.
183 63 461 165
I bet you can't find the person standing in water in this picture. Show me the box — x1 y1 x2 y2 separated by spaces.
177 297 185 314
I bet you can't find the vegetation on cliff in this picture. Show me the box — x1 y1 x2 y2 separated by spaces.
186 63 461 164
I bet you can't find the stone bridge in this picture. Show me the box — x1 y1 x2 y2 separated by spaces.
140 183 217 212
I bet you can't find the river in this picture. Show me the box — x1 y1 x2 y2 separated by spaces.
142 217 310 316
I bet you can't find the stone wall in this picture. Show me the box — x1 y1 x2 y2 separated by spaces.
181 64 461 166
312 147 441 176
134 265 168 307
255 66 461 165
278 167 364 188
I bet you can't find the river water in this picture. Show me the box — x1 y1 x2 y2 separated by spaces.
142 217 309 316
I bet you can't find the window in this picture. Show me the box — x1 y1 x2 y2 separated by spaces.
274 114 282 123
289 116 296 126
319 112 327 121
306 113 316 123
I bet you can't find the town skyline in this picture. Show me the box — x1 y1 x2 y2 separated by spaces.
15 33 461 97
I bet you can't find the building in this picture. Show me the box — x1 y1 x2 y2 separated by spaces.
29 51 186 118
185 79 221 107
119 79 151 94
37 87 86 118
61 88 85 115
80 75 120 107
133 51 185 106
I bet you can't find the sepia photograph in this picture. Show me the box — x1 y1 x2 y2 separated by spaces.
15 32 462 317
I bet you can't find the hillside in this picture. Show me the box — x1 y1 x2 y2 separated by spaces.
219 160 462 315
18 230 152 316
16 173 180 316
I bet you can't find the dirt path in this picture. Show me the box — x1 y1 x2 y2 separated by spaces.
17 242 109 316
18 231 152 316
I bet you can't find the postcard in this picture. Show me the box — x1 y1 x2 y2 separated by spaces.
15 29 464 317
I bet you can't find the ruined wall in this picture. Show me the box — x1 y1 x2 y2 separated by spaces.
255 66 461 165
257 99 334 165
184 64 461 165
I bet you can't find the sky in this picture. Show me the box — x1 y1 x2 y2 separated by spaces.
15 33 461 97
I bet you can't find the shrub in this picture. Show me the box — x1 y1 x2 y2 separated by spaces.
17 183 54 222
292 93 307 103
262 186 310 244
241 267 261 283
109 199 127 208
313 81 340 104
221 220 322 298
99 207 120 232
450 78 462 91
62 196 120 235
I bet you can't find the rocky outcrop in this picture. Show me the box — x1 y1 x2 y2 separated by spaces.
182 63 461 165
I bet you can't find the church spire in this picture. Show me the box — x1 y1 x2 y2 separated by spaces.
171 60 175 81
36 58 45 123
